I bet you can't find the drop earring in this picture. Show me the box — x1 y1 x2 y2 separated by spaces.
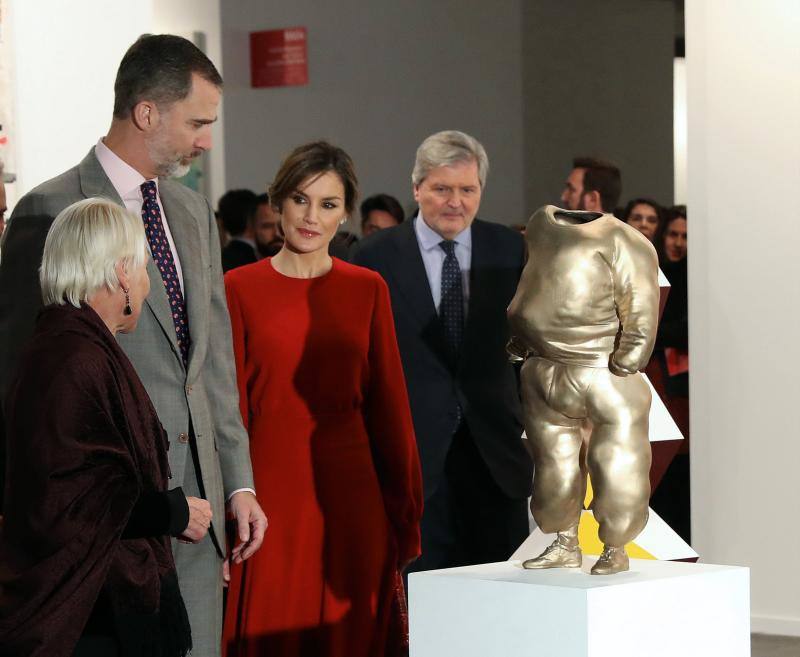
123 287 132 316
339 216 348 226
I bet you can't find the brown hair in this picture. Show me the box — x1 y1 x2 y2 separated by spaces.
269 141 359 215
573 156 621 213
622 197 663 231
113 34 223 119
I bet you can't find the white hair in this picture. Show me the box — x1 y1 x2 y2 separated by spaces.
40 198 148 307
411 130 489 188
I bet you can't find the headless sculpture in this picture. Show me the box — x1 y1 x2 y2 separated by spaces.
507 205 660 575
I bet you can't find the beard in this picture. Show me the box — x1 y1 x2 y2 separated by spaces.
256 237 284 258
146 127 196 179
159 159 192 180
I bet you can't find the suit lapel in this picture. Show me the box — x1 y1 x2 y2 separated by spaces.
159 182 207 379
144 252 183 364
79 150 183 365
388 220 438 325
78 149 124 205
387 220 451 365
461 220 493 366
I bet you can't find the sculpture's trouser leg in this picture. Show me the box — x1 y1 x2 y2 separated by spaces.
521 357 588 534
585 368 652 547
521 358 651 546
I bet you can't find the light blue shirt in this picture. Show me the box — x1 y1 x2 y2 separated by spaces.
413 214 472 314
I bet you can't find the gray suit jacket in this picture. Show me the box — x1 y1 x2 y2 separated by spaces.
0 149 254 552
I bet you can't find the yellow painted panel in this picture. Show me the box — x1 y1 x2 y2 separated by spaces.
584 475 593 508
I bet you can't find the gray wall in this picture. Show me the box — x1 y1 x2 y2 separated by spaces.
220 0 525 230
221 1 675 230
522 0 675 215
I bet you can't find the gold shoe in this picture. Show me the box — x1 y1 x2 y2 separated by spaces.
522 531 582 569
590 546 629 575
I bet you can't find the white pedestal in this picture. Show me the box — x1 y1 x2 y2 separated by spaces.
409 559 750 657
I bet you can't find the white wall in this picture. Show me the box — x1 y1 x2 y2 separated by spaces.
6 0 225 209
687 0 800 636
522 0 675 214
673 58 687 205
220 0 525 228
8 0 152 197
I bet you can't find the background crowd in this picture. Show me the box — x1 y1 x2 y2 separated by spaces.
0 32 689 657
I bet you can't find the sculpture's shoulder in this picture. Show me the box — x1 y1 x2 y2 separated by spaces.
522 205 554 239
607 216 658 262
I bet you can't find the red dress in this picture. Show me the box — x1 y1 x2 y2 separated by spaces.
222 257 423 657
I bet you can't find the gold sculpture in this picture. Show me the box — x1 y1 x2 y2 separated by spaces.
507 205 659 575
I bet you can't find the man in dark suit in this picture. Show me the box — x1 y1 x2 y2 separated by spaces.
0 35 266 656
352 130 532 572
218 188 258 272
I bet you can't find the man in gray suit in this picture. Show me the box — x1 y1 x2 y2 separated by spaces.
0 35 266 655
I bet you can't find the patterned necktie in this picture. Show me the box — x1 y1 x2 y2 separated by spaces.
439 240 464 358
140 181 191 367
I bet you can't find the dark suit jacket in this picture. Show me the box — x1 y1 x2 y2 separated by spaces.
221 238 257 273
352 218 532 500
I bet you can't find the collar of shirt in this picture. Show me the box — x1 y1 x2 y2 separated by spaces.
94 138 185 290
95 138 158 206
413 213 472 311
414 212 473 254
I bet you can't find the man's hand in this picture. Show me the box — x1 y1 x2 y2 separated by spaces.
228 491 267 563
179 496 213 543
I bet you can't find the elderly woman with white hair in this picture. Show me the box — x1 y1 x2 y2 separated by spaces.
0 198 211 657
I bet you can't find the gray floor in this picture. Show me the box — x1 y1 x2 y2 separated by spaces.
752 634 800 657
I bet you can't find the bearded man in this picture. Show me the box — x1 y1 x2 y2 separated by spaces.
0 34 266 656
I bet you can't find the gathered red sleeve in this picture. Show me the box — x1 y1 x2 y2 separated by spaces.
225 273 250 431
364 276 424 566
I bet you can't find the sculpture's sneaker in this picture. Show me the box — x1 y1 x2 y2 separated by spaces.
590 546 629 575
522 538 582 569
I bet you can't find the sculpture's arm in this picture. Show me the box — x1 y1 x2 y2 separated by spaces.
506 335 529 363
609 232 660 375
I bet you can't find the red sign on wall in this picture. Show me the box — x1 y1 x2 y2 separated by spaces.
250 27 308 88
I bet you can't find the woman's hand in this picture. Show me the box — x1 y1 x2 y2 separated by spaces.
178 496 213 543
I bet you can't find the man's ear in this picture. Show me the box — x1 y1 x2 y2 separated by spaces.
583 190 603 212
412 184 421 203
132 100 158 133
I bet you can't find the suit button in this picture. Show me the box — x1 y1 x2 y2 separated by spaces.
178 433 189 444
185 385 193 395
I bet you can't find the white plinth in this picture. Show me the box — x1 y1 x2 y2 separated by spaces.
409 559 750 657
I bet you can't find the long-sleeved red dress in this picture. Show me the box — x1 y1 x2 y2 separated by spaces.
222 257 423 657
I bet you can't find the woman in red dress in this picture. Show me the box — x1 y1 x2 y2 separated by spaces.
222 141 423 657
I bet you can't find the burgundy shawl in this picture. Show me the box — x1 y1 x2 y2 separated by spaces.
0 304 187 656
